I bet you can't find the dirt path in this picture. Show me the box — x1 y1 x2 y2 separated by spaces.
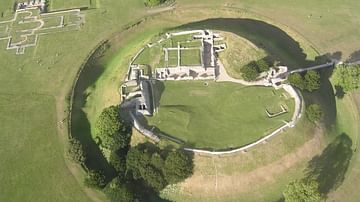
179 127 324 198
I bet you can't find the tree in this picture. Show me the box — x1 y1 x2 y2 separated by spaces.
110 151 126 175
241 64 260 81
288 73 305 90
256 59 270 72
283 179 324 202
96 106 131 150
105 177 136 202
332 64 360 93
126 147 151 180
84 170 106 189
67 137 86 164
151 153 165 170
142 165 167 191
306 104 323 123
163 151 193 184
304 70 321 92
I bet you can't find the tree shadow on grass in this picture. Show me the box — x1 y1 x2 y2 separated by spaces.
304 133 353 195
71 41 116 181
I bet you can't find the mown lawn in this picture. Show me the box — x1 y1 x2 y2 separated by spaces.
2 0 360 201
147 81 294 149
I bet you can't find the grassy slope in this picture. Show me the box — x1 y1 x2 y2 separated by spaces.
147 81 294 149
0 0 146 201
0 94 88 201
1 0 360 201
218 31 267 79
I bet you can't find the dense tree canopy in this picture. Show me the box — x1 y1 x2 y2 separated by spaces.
163 151 194 184
240 59 270 81
304 70 321 92
256 59 270 72
288 70 320 92
306 104 323 123
67 137 86 164
332 64 360 93
126 145 194 192
84 170 106 189
283 180 324 202
96 106 131 150
288 73 305 90
105 177 136 202
241 64 260 81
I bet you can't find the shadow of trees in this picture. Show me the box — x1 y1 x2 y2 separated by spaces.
304 133 353 195
71 41 116 181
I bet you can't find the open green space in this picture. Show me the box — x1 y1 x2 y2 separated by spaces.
180 49 201 66
146 81 294 149
2 0 360 201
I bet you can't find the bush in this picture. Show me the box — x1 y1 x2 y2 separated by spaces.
67 138 86 164
332 64 360 93
306 104 322 123
283 179 323 202
84 170 106 189
163 151 193 184
304 70 321 92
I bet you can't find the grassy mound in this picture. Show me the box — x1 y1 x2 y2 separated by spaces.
147 81 294 149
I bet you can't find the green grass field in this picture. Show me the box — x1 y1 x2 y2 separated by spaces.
2 0 360 201
146 81 294 149
180 49 201 66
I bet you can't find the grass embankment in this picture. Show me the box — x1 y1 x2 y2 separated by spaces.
3 0 360 200
147 81 294 149
218 31 267 79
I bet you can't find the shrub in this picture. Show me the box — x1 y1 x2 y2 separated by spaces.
67 138 86 164
283 179 323 202
163 151 193 184
306 104 322 123
84 170 106 189
332 64 360 93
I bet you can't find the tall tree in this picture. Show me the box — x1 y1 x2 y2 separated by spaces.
304 70 321 92
288 73 305 90
96 106 131 150
163 151 193 184
332 64 360 92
